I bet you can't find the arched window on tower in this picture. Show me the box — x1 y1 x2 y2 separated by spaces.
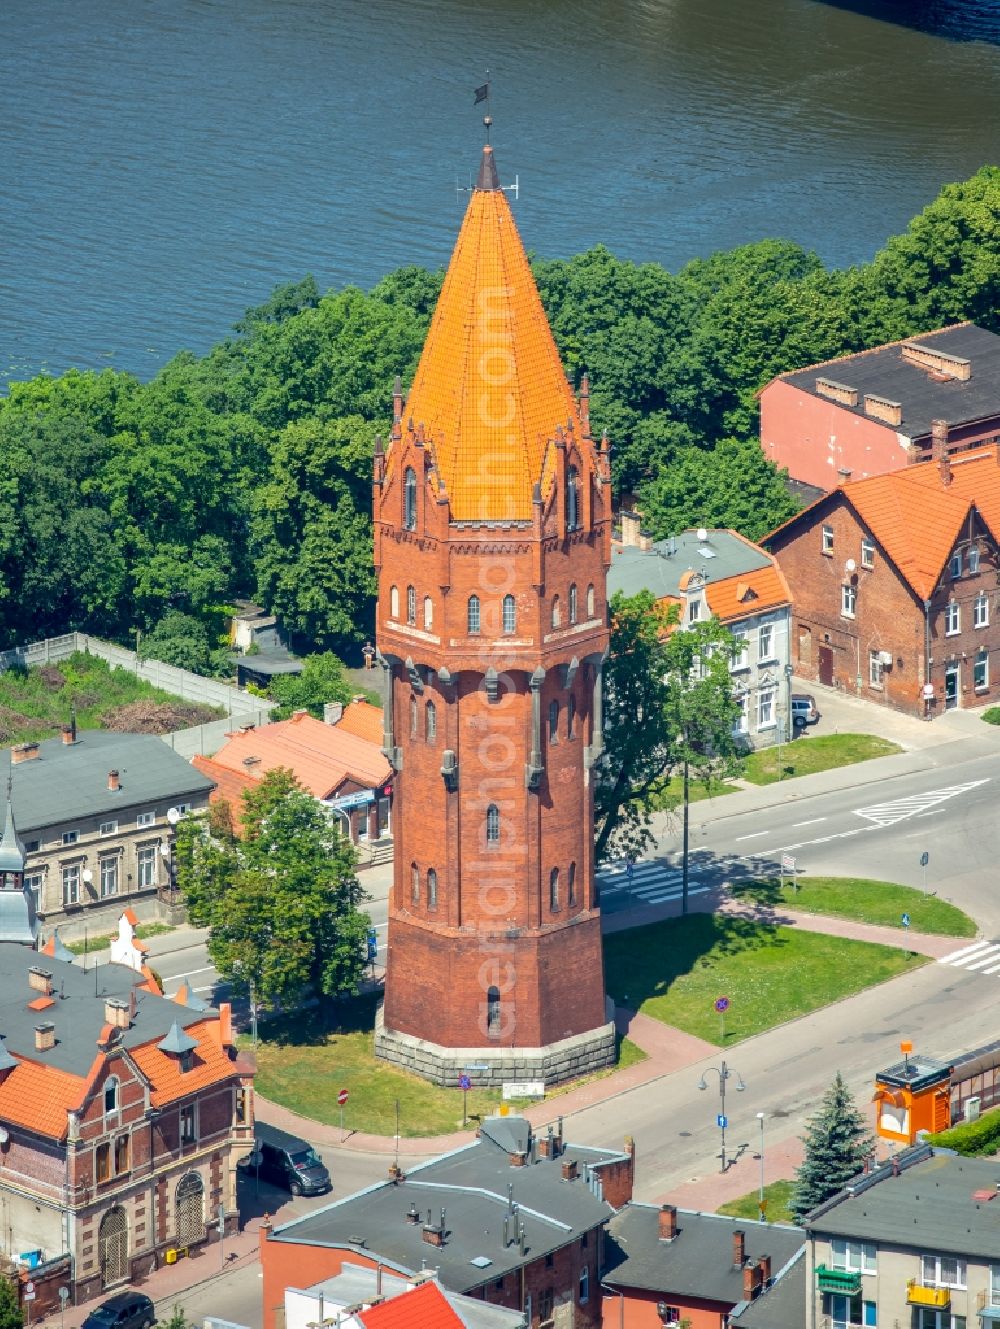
502 594 517 635
425 700 437 743
410 696 418 738
566 465 580 532
427 868 437 909
569 584 578 625
587 584 595 618
486 803 500 846
406 585 416 625
548 699 560 743
404 467 417 530
487 986 501 1036
423 596 433 629
568 695 576 740
468 595 481 635
390 585 399 619
549 867 560 911
552 596 561 629
411 863 420 903
568 861 577 907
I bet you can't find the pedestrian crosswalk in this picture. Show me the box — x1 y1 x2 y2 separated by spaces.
597 853 746 908
938 939 1000 976
854 779 989 828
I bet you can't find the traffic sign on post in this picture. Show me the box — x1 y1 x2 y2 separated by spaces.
714 997 730 1013
338 1087 349 1143
458 1074 471 1091
717 1114 728 1129
337 1089 349 1106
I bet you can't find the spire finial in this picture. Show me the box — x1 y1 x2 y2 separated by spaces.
473 75 499 191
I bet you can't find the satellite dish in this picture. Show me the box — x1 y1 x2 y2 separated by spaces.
845 558 857 573
166 807 181 825
159 843 170 858
696 527 709 542
82 869 93 885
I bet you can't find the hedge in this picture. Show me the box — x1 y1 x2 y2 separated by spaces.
927 1107 1000 1156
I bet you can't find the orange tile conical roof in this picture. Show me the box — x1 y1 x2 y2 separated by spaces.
401 145 582 522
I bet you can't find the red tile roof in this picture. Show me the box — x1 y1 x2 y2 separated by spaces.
130 1017 241 1108
705 564 792 623
210 712 390 799
0 1059 86 1139
192 754 259 823
767 446 1000 600
358 1281 464 1329
335 699 384 746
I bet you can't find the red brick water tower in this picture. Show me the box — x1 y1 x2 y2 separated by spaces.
373 144 616 1084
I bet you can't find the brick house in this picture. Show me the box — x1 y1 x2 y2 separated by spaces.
608 525 793 748
765 443 1000 717
260 1115 635 1329
0 943 254 1309
1 728 213 934
760 323 1000 496
284 1263 525 1329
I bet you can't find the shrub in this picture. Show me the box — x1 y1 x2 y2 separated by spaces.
982 707 1000 726
927 1106 1000 1156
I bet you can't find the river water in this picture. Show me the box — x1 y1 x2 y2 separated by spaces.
2 0 999 385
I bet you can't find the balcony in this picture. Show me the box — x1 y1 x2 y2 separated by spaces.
816 1266 861 1295
907 1281 951 1309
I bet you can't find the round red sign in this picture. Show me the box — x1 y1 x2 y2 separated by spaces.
337 1089 349 1106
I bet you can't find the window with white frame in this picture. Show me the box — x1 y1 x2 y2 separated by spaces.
869 650 884 688
757 688 776 730
841 584 856 618
137 845 157 889
921 1254 966 1289
502 594 516 635
758 623 774 660
861 536 875 569
688 598 700 623
175 804 190 815
423 596 433 630
825 1294 876 1328
137 811 155 829
822 525 834 554
969 546 981 575
830 1238 876 1274
990 1265 1000 1306
734 694 749 735
578 1267 589 1305
99 820 118 837
62 863 81 906
406 585 416 626
945 600 960 635
913 1311 965 1329
24 872 42 909
975 649 989 691
975 592 989 628
180 1103 197 1145
62 830 79 846
100 857 119 898
950 550 963 578
390 585 399 619
732 633 750 670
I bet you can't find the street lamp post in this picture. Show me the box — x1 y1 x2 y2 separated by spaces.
698 1060 745 1172
681 747 690 915
756 1111 766 1219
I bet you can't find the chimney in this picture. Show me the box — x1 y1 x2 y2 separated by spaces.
933 420 953 486
620 511 642 547
104 999 129 1029
406 1204 421 1225
34 1022 55 1052
733 1229 746 1267
743 1261 762 1301
11 743 40 765
61 725 74 746
510 1151 526 1168
108 769 120 793
759 1254 772 1286
657 1204 677 1241
28 967 53 997
324 701 344 726
561 1159 578 1182
421 1223 444 1247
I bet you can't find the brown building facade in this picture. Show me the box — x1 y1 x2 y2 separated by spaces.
765 442 1000 716
373 144 615 1085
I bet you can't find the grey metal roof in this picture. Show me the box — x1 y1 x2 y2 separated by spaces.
0 888 39 945
1 730 213 831
807 1149 1000 1260
44 931 76 964
0 793 26 873
303 1265 524 1329
159 1020 199 1055
781 324 1000 440
233 651 303 677
603 1204 803 1305
0 1037 17 1071
270 1118 625 1293
608 530 772 602
730 1248 806 1329
0 943 214 1077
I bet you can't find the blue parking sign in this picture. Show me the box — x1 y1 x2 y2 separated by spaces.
717 1114 728 1129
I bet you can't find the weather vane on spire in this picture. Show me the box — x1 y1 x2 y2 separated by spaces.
474 73 491 142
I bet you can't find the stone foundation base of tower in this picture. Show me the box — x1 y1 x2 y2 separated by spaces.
374 998 617 1088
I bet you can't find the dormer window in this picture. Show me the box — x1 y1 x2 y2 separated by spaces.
104 1077 119 1115
180 1050 194 1074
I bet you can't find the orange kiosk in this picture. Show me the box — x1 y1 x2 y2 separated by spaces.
874 1041 952 1146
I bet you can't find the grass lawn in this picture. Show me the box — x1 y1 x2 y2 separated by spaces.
0 652 219 744
247 998 646 1137
743 733 900 786
604 913 926 1045
63 922 176 955
650 775 740 812
718 1179 796 1225
732 875 975 938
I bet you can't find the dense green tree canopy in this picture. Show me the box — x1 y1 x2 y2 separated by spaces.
791 1072 875 1222
0 167 996 656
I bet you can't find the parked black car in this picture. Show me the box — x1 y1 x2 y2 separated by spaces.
244 1121 332 1196
82 1292 154 1329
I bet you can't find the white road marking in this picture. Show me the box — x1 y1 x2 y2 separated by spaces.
855 779 989 828
964 946 1000 971
939 940 994 963
792 818 827 828
735 831 770 841
938 939 1000 978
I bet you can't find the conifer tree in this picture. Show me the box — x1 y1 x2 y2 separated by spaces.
0 1278 23 1329
791 1072 874 1222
